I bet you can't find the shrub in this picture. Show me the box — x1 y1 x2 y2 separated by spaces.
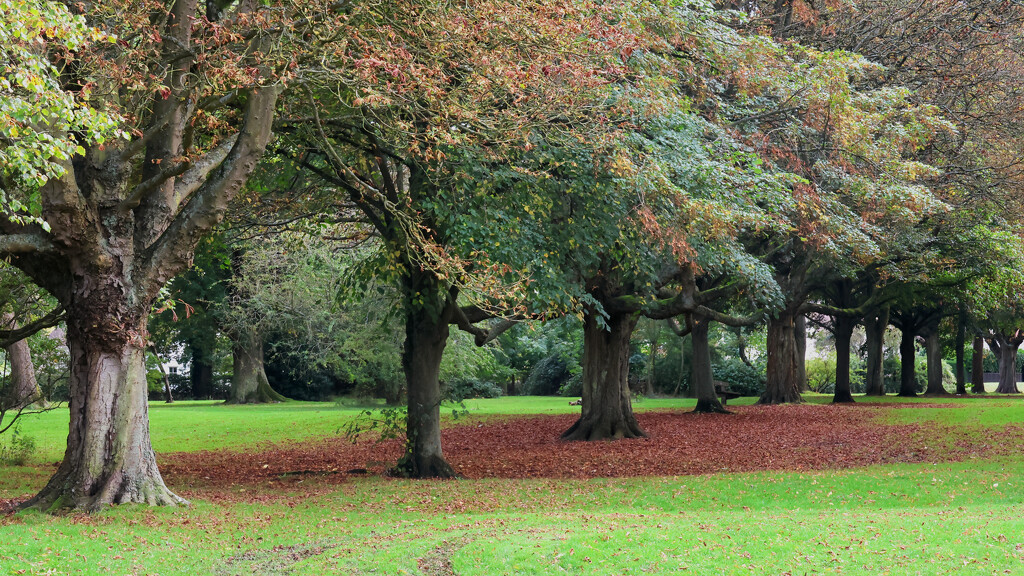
557 372 583 397
521 355 572 395
0 424 36 466
443 378 504 402
713 359 765 397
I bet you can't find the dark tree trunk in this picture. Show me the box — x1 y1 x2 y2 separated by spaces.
795 314 808 392
21 301 184 512
863 306 889 396
954 309 967 394
188 341 215 399
898 328 918 397
228 329 286 404
971 335 986 393
393 300 457 478
922 331 949 396
690 314 729 414
3 316 41 408
994 338 1021 394
562 308 646 441
759 310 805 404
832 316 857 403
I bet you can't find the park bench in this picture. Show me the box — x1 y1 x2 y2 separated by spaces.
714 381 742 405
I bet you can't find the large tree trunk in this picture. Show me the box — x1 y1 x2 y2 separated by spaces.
971 335 986 393
690 314 729 414
3 315 42 408
954 309 967 394
562 308 646 441
759 310 805 404
832 316 857 403
898 328 918 397
393 302 457 478
922 331 948 396
228 329 286 404
187 340 215 399
994 337 1021 394
863 306 889 396
21 303 184 512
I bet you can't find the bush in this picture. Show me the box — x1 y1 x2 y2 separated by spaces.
557 372 582 397
0 423 36 466
713 359 765 397
520 355 572 396
443 378 504 402
806 357 837 394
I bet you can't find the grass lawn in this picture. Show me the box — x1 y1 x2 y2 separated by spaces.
2 395 1023 575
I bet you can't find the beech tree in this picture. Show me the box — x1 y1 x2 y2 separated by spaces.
0 0 315 511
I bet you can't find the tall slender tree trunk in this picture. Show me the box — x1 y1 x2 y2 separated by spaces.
187 341 215 399
922 332 948 396
3 314 41 408
646 325 657 397
228 329 286 404
954 309 967 394
22 299 184 511
795 314 809 393
690 314 728 414
562 308 645 441
898 328 918 397
971 335 986 393
863 306 889 396
994 337 1021 394
759 310 805 404
394 301 457 477
832 316 857 403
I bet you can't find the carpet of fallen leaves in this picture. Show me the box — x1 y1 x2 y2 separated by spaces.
147 403 1017 503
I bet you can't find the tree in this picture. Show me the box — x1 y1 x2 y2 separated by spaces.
2 0 298 511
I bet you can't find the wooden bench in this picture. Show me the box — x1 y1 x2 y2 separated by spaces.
714 381 742 405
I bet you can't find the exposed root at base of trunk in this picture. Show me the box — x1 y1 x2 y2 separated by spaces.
831 393 856 404
560 415 647 442
390 453 460 479
20 473 187 513
693 399 732 414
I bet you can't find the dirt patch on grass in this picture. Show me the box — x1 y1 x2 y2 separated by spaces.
157 403 1000 500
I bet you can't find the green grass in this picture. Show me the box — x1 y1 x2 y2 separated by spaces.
3 396 1024 575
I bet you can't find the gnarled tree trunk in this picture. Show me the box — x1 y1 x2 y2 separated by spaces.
562 308 645 441
690 314 728 414
393 299 456 478
922 331 948 396
832 316 857 403
971 335 986 394
863 306 889 396
897 328 918 397
229 329 286 404
992 336 1022 394
21 294 184 512
759 310 804 404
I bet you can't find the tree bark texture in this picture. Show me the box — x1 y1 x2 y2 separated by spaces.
690 314 729 414
863 306 889 396
831 316 857 403
922 331 948 396
21 310 184 512
992 336 1022 394
562 309 646 441
2 314 41 408
228 329 286 404
394 301 457 478
898 329 919 397
759 310 805 404
971 335 986 394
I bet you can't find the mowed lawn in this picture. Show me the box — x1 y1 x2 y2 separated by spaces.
2 395 1024 575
